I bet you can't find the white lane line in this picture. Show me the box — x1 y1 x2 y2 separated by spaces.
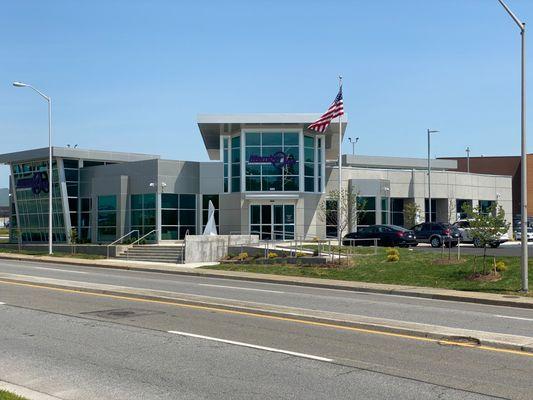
167 330 333 362
495 315 533 322
30 267 88 274
0 302 5 305
198 283 284 294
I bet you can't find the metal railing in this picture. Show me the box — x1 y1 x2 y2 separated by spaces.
126 229 159 261
106 230 140 259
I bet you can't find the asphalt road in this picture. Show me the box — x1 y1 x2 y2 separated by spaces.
1 259 533 399
1 281 533 399
0 259 532 338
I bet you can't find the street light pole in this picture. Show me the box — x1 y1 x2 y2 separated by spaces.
13 82 53 255
466 146 471 173
348 137 359 156
498 0 528 293
427 129 439 222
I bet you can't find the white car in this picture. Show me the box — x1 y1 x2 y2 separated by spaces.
453 220 509 248
514 227 533 241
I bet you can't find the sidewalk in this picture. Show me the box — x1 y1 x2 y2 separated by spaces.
0 252 532 309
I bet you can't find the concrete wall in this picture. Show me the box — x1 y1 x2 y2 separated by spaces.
184 234 259 262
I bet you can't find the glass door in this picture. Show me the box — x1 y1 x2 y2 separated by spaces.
250 204 294 240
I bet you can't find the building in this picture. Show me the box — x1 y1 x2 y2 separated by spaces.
0 114 513 244
0 188 9 227
441 154 533 225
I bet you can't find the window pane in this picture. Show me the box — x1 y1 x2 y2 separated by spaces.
305 177 314 192
231 135 240 148
251 206 261 225
232 163 240 176
245 147 261 160
63 159 79 168
162 193 178 209
202 195 219 209
246 132 261 146
81 198 91 212
262 132 282 146
143 209 156 226
162 210 178 225
284 132 299 146
231 177 240 192
179 194 196 209
284 147 299 161
231 148 240 163
304 135 314 147
65 169 78 182
98 211 116 227
143 193 156 209
304 148 314 163
285 205 295 224
262 176 282 191
245 164 261 176
284 176 299 191
131 210 143 226
131 194 143 210
246 177 261 191
98 195 116 211
162 226 178 240
274 205 283 224
262 205 271 224
304 163 314 176
179 209 196 225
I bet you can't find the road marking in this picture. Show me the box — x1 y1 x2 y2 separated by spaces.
29 267 88 274
198 283 284 294
0 302 5 305
168 330 332 362
0 278 532 358
495 315 533 322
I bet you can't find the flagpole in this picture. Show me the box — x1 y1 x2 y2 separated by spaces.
337 75 343 250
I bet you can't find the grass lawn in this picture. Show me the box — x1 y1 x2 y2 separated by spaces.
0 390 28 400
206 248 533 296
0 247 105 260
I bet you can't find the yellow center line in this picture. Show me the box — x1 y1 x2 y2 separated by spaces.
0 278 532 358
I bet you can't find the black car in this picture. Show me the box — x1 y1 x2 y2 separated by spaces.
411 222 461 248
343 225 417 247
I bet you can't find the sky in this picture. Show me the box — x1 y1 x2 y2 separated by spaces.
1 0 532 187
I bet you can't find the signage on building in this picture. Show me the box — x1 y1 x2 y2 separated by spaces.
248 151 296 170
16 172 49 195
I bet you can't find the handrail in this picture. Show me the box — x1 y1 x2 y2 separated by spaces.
106 230 140 259
130 229 158 246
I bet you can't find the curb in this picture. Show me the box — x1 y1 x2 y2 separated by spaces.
1 273 532 355
0 380 63 400
0 253 532 310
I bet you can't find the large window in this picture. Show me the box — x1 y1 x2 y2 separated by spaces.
131 194 156 239
479 200 495 216
97 195 116 242
245 131 299 192
231 136 241 192
304 135 315 192
63 159 79 235
161 193 197 240
357 197 376 226
223 138 229 192
456 199 472 220
79 198 92 242
325 199 338 238
390 198 405 227
12 160 65 242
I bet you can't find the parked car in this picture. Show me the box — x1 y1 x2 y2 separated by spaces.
514 227 533 241
411 222 461 248
452 219 509 248
343 225 417 247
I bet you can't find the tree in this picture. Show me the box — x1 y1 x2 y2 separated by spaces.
462 203 510 275
318 188 365 239
403 202 421 228
447 198 457 223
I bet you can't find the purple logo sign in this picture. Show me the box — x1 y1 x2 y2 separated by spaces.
248 151 296 170
16 172 49 195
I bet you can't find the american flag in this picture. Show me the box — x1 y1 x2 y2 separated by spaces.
308 86 344 133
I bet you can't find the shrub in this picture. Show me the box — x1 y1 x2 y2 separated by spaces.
268 252 278 259
236 252 248 261
387 254 400 262
495 261 507 272
386 248 399 257
295 251 306 258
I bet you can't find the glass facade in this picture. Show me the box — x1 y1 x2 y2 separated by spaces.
63 159 80 238
131 193 156 239
11 160 65 242
160 193 196 240
357 196 376 226
390 198 405 226
424 198 437 222
325 199 338 238
245 131 299 192
479 200 495 216
250 204 295 240
231 136 241 192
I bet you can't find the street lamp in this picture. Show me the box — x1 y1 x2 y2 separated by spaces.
427 129 439 222
465 146 471 173
498 0 528 293
348 137 359 156
13 81 53 255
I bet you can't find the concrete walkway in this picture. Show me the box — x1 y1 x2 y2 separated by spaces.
0 252 531 309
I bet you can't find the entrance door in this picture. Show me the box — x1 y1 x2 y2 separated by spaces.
250 204 295 240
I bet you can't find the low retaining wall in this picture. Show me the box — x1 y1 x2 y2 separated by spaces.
0 243 115 256
184 235 259 263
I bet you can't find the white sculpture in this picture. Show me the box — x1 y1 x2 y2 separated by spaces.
203 200 218 236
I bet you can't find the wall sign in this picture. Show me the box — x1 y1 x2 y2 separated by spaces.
16 172 49 195
248 151 296 170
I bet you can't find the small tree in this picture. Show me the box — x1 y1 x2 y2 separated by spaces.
463 203 510 275
403 202 421 229
318 188 365 239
